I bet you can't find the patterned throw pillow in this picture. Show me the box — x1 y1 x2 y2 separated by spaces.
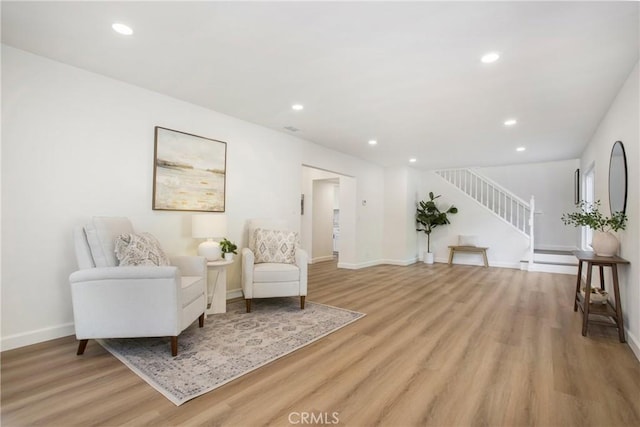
253 228 297 264
114 233 171 266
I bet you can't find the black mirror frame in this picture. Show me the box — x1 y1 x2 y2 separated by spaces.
608 140 628 215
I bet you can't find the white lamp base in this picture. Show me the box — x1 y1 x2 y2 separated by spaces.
198 240 221 261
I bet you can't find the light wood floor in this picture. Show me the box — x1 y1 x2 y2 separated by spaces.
3 261 640 426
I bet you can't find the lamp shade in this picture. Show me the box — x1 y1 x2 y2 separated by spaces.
192 214 227 239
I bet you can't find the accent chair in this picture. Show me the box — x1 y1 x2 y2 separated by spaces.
241 219 308 312
69 216 206 356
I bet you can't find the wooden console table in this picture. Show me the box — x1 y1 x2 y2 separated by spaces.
448 246 489 267
573 251 629 342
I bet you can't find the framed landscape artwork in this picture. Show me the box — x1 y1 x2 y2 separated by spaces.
153 127 227 212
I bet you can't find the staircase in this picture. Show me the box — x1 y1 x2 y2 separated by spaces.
524 249 578 275
435 168 577 274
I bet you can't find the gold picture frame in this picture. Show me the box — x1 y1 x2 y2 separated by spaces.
152 127 227 212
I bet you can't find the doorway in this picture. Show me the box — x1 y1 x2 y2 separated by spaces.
312 178 339 263
301 165 356 267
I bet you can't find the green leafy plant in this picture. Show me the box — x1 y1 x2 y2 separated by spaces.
561 200 627 232
416 192 458 253
219 238 238 255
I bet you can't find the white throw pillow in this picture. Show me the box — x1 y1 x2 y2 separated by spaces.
253 228 297 264
114 233 170 266
458 235 479 247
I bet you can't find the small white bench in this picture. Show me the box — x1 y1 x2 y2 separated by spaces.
448 245 489 268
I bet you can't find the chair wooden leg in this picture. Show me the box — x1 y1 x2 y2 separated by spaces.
300 295 305 310
76 339 89 355
245 299 252 313
199 313 204 328
171 336 178 357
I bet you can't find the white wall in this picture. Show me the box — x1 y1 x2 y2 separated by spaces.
336 175 358 268
311 180 335 262
580 62 639 360
478 159 581 251
383 167 421 264
1 46 385 349
419 172 530 267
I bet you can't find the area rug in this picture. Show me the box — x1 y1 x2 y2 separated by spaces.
98 298 365 406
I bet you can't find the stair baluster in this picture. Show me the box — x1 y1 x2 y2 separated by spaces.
435 168 535 266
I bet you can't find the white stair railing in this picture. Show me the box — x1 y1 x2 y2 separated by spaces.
435 168 535 266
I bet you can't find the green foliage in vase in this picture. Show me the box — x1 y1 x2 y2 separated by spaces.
219 238 238 255
416 192 458 253
561 200 627 232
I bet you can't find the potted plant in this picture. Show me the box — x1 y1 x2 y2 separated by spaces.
561 200 627 256
219 238 238 261
416 192 458 264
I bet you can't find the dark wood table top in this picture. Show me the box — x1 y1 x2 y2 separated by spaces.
572 250 629 264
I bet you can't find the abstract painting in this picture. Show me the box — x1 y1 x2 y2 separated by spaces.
153 127 227 212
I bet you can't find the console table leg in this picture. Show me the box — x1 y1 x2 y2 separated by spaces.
582 263 592 336
574 260 583 312
611 265 626 343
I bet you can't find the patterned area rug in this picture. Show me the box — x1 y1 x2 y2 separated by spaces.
99 298 365 406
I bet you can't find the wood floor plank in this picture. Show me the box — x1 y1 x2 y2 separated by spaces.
2 260 639 426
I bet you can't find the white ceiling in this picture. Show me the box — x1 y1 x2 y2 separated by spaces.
2 1 638 170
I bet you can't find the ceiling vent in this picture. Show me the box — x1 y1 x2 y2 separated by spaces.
284 126 300 132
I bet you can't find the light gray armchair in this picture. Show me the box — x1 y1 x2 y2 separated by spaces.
69 217 206 356
241 219 308 313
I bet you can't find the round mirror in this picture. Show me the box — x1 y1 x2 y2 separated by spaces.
609 141 627 214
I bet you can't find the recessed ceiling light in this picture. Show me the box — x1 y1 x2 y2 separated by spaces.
481 52 500 63
409 158 417 163
112 23 133 36
504 119 517 126
516 147 526 152
368 139 377 146
291 104 304 111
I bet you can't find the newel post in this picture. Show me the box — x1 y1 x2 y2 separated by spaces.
528 195 535 266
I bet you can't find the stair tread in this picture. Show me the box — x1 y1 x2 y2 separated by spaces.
534 249 575 255
521 260 578 266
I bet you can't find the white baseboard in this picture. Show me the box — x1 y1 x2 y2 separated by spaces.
434 257 521 269
337 260 379 269
2 291 251 351
625 328 640 362
310 255 335 264
338 258 419 269
338 257 521 270
227 288 243 299
378 258 419 266
535 244 579 252
526 262 578 275
1 322 75 352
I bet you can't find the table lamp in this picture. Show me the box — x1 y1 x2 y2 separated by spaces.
192 214 227 261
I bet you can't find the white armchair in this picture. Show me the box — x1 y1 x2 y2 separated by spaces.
241 219 308 312
69 217 206 357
